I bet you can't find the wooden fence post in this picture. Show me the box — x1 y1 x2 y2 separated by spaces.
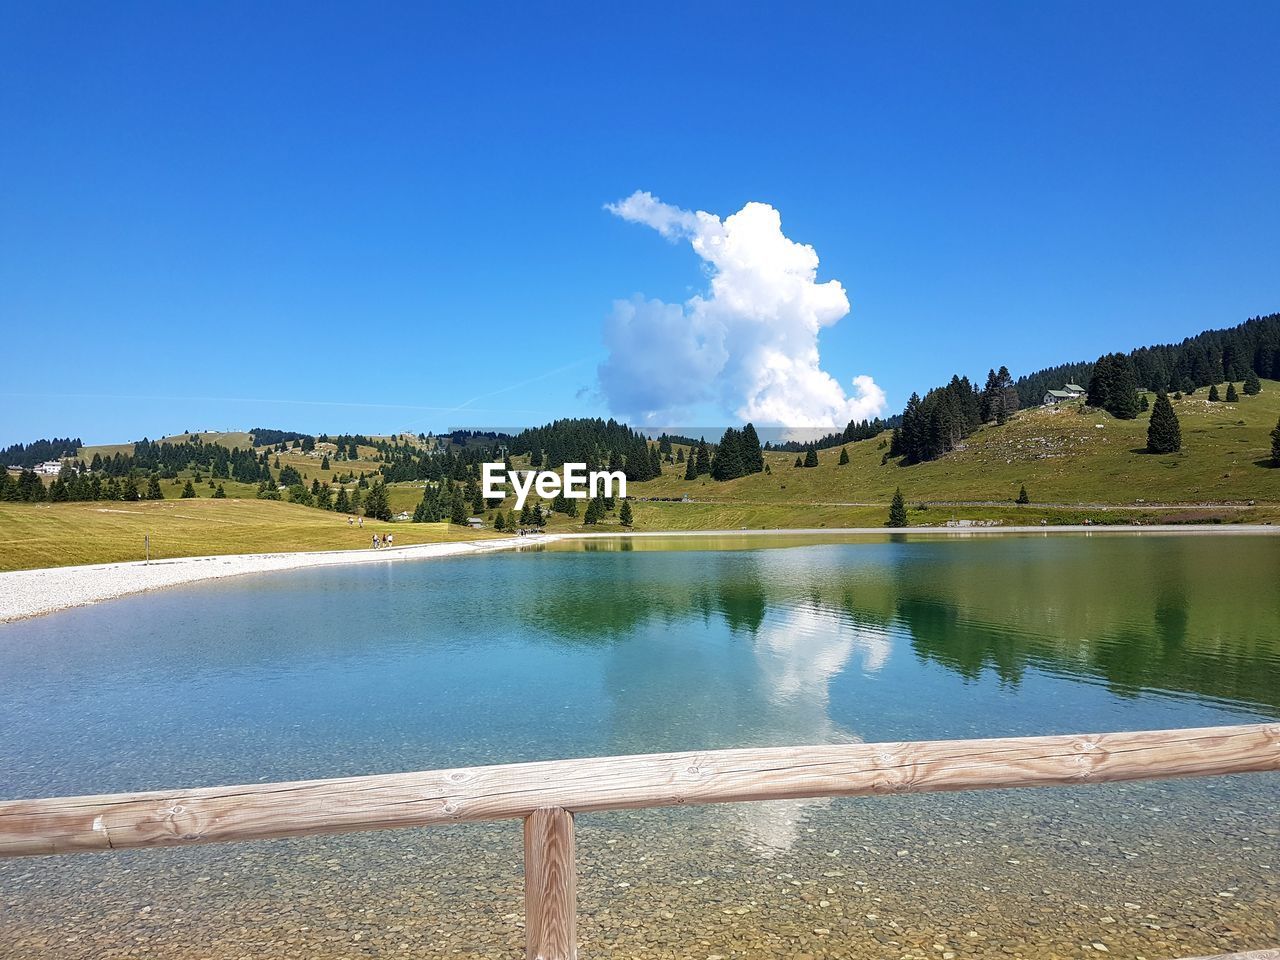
524 806 577 960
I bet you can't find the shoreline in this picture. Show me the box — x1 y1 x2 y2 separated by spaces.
555 522 1280 538
0 535 561 624
1 523 1275 624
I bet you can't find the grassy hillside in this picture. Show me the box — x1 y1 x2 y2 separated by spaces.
0 499 496 572
77 432 391 487
5 381 1276 570
594 380 1279 528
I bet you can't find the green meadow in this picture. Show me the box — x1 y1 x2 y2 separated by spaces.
4 381 1277 570
0 498 494 572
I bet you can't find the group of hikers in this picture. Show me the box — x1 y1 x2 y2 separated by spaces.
340 514 395 548
342 512 542 549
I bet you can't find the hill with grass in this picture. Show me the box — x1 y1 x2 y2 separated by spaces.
3 369 1279 570
610 380 1280 531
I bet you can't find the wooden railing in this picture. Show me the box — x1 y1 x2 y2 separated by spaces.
2 723 1276 959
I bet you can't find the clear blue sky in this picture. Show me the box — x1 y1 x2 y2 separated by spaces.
3 1 1278 445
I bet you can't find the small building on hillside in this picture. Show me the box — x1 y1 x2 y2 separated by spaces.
394 511 412 521
34 460 65 475
466 516 485 529
1043 382 1087 405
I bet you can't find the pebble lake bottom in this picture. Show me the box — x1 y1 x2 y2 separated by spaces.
1 533 1277 959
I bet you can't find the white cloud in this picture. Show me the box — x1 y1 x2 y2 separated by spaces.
599 190 886 429
603 189 702 240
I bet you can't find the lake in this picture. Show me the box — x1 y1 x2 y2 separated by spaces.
2 533 1277 958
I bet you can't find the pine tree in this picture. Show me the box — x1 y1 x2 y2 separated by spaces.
803 447 818 468
1225 382 1239 402
1271 416 1280 466
1088 353 1140 419
981 368 1000 423
583 496 602 524
213 484 226 499
684 451 697 480
321 455 331 470
676 448 685 464
619 499 633 526
740 423 764 474
886 488 908 527
794 456 803 468
995 366 1017 424
1208 384 1220 402
144 475 164 499
711 427 746 480
335 487 351 513
694 440 711 476
1146 392 1182 454
1243 370 1262 395
888 426 903 458
493 511 506 531
1016 484 1030 504
838 447 850 465
981 365 1017 425
1139 393 1149 411
179 479 195 499
364 481 393 521
450 489 467 525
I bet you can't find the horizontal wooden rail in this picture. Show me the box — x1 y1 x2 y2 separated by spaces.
2 723 1276 858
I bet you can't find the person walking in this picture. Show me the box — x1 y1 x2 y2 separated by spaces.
372 533 379 549
386 533 393 548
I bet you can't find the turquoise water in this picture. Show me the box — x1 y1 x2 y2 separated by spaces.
1 533 1277 958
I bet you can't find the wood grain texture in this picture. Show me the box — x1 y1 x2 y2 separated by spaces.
1 723 1276 858
524 807 576 960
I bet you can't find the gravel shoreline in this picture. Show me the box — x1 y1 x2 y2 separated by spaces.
0 535 560 623
2 524 1274 624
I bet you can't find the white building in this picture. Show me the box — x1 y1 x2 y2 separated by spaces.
1043 382 1087 405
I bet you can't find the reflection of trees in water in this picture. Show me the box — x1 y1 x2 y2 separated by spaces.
897 598 1028 686
519 539 1278 731
889 544 1278 712
516 552 772 642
